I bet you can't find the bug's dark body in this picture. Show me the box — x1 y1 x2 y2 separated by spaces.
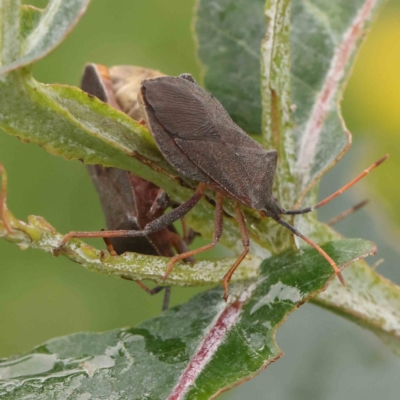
140 75 282 217
61 69 387 298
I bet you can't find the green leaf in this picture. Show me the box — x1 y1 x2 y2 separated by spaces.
195 0 383 196
0 0 398 367
0 0 90 74
290 0 382 197
0 0 21 66
194 0 400 356
295 218 400 354
2 166 399 354
313 257 400 355
261 0 295 255
0 239 375 399
195 0 266 134
0 203 261 286
20 5 43 41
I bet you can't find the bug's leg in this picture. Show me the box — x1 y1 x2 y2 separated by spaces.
273 217 345 285
102 232 118 256
222 203 250 301
128 278 170 310
327 199 369 226
121 275 166 295
162 192 224 280
162 287 171 311
58 183 206 246
169 230 195 262
0 164 11 233
103 230 170 308
147 189 199 246
284 154 388 215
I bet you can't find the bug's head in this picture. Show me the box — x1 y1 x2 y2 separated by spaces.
259 196 284 219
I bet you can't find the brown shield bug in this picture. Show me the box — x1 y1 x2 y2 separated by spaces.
61 72 388 300
80 64 197 309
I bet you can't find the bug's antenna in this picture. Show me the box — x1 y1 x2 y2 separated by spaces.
327 199 369 226
284 154 388 216
273 216 346 285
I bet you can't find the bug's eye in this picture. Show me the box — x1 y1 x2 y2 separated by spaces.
179 73 196 84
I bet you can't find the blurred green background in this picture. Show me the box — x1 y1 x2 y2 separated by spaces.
1 0 400 399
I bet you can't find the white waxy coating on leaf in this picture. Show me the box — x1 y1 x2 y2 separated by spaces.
319 273 400 336
81 355 115 378
250 281 302 315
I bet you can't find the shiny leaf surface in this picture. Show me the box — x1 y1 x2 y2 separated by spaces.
0 239 375 399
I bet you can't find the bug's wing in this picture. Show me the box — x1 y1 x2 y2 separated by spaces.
141 79 216 182
176 135 278 207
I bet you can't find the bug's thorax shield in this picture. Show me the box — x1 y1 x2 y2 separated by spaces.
138 77 213 183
